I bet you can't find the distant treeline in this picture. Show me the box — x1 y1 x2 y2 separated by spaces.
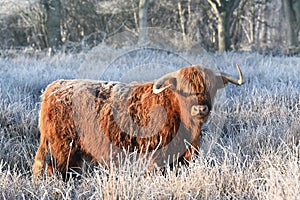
0 0 299 54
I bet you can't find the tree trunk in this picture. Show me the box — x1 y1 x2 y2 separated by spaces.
282 0 298 48
217 11 230 52
178 1 187 46
207 0 240 52
42 0 61 52
259 0 267 45
138 0 149 44
131 0 139 30
295 0 300 26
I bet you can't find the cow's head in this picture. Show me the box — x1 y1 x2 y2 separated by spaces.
153 64 244 128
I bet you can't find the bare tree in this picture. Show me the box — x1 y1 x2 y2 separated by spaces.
131 0 139 30
41 0 61 52
282 0 299 50
138 0 149 44
207 0 241 51
178 1 186 42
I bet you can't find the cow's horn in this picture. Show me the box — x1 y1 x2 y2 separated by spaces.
220 64 244 85
153 71 178 94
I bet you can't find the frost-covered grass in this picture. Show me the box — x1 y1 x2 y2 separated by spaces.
0 48 299 199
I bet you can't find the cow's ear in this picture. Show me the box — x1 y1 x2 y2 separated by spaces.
166 77 177 89
153 72 178 94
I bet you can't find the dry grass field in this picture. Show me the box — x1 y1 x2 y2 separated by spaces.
0 49 299 199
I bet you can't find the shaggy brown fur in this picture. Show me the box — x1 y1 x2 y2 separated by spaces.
33 65 241 179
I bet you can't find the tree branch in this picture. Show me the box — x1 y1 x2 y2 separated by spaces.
207 0 219 15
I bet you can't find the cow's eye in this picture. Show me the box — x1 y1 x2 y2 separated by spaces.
191 105 209 117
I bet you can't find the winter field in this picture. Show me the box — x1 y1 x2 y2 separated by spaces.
0 47 299 199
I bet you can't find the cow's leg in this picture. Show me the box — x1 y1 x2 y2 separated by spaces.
50 143 83 180
65 150 84 180
184 139 200 161
33 134 48 179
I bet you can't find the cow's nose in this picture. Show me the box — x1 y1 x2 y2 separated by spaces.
198 105 208 115
191 105 209 116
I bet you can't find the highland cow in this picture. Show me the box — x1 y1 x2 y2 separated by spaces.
33 64 244 179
